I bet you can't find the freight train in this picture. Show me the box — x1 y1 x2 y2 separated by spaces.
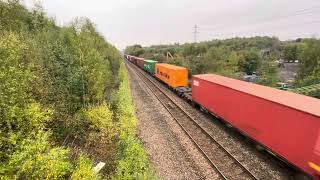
124 54 320 179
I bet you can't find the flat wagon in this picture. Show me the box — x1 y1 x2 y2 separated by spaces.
192 74 320 178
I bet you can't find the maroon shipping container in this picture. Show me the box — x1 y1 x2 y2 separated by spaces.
132 56 137 64
136 58 144 69
127 55 133 63
192 74 320 178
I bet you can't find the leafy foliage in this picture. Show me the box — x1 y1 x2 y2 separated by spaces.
0 1 155 179
124 44 145 56
238 50 261 75
297 39 320 83
71 154 99 180
282 44 298 62
257 61 279 87
3 131 73 179
295 39 320 97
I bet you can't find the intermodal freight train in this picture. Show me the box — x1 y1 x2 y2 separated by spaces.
124 54 320 179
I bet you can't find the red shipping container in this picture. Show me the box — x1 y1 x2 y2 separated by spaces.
192 74 320 178
136 58 145 69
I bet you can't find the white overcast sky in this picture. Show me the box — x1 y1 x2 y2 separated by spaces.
23 0 320 50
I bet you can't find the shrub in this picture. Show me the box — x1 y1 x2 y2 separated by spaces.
3 131 72 179
115 136 156 180
71 154 99 180
82 104 119 175
67 103 117 141
238 50 261 75
85 103 114 131
0 2 155 179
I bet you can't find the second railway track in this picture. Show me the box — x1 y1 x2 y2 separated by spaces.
126 61 259 180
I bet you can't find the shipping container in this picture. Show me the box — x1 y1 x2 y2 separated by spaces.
132 56 138 64
136 57 145 69
128 55 134 63
192 74 320 178
144 60 158 74
156 63 188 88
126 55 130 61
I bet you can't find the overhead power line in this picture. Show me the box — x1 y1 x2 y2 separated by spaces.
193 25 199 42
200 5 320 33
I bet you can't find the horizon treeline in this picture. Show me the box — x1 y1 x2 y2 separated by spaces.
125 36 320 98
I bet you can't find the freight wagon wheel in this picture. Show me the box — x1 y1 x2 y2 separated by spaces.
190 101 196 107
200 106 208 113
255 144 264 151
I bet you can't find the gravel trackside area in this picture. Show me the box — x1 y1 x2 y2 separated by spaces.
126 64 221 180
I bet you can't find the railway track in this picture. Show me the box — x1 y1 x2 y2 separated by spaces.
126 61 259 180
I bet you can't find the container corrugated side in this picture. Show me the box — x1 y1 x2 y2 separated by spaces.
156 63 188 88
192 74 320 178
144 60 158 74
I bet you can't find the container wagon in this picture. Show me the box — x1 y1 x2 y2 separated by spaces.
136 57 145 69
144 59 158 74
192 74 320 179
156 63 188 89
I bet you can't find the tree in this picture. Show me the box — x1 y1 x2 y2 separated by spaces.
282 44 298 62
0 2 124 178
258 61 279 87
296 39 320 85
238 50 261 75
124 44 145 56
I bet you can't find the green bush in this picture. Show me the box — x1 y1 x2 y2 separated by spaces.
71 154 99 180
85 103 114 131
115 136 156 180
77 104 119 175
1 2 155 179
3 131 72 179
238 50 261 75
68 103 117 141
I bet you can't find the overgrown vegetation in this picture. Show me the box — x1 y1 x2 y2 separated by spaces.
125 36 320 98
113 64 156 179
0 1 156 178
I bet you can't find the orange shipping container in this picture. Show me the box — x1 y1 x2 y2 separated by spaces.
155 63 188 88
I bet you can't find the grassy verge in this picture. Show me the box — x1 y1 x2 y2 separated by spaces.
113 62 157 179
